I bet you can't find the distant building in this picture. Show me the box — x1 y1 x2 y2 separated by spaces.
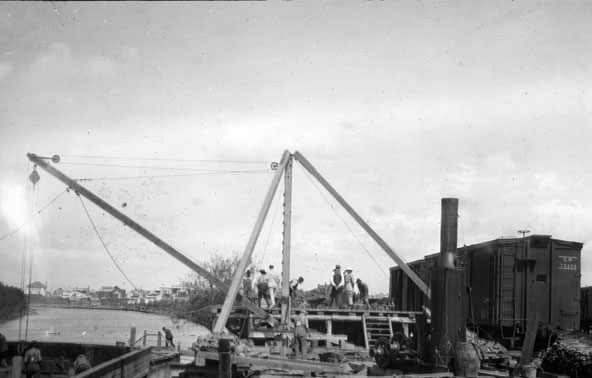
97 286 126 299
27 281 47 296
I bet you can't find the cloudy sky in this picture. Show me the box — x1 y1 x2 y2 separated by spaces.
0 1 591 295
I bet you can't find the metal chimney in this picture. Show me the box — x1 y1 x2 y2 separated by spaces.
439 198 459 268
430 198 466 366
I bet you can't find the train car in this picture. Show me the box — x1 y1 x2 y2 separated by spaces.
391 235 583 342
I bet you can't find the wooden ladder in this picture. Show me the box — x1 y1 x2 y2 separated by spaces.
363 315 393 348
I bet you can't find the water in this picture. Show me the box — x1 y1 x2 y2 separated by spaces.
0 307 211 348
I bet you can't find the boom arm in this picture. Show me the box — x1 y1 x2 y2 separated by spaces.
27 153 278 326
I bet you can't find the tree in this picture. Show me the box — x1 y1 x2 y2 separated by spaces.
0 282 25 321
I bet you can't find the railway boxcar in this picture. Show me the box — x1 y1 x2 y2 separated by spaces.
390 235 582 340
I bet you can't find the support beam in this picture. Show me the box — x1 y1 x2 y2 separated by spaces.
293 151 430 298
281 155 293 327
26 153 275 323
213 150 291 332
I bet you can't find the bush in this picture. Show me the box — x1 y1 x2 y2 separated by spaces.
0 282 25 321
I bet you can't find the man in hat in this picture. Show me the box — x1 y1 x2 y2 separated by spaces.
289 277 304 300
23 341 42 378
356 278 370 309
294 310 309 359
343 267 355 309
328 264 344 308
257 269 271 308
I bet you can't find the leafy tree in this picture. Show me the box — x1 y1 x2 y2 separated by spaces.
0 282 25 321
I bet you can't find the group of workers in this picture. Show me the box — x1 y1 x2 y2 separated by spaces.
0 337 91 378
329 264 370 309
241 264 305 308
241 263 370 310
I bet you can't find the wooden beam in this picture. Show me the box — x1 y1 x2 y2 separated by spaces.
519 312 540 366
281 155 293 327
213 150 291 332
194 351 348 374
26 153 275 323
293 151 430 298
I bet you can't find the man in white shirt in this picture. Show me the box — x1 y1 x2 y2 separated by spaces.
267 264 280 307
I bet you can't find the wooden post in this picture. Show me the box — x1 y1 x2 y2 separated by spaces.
213 150 291 333
218 338 232 378
11 357 22 378
157 331 162 348
293 151 430 298
280 155 294 356
326 320 333 335
520 312 540 367
362 314 369 349
143 330 147 346
130 327 136 347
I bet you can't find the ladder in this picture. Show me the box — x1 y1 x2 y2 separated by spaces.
363 315 393 348
500 247 516 326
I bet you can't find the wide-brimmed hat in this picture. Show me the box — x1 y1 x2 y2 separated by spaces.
345 267 353 272
333 264 341 270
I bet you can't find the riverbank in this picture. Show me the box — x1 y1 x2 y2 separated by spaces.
0 307 210 348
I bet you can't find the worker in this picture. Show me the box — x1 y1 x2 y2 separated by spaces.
267 264 280 307
73 355 91 374
242 270 256 303
289 277 304 300
23 341 42 378
343 267 355 309
257 269 271 309
356 278 370 309
0 332 7 367
328 264 344 308
162 327 175 349
294 310 309 360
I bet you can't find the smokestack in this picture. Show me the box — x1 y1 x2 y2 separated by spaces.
430 197 465 366
439 198 459 268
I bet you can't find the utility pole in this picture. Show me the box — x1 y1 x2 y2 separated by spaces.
518 229 530 328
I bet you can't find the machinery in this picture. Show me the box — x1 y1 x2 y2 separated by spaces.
369 332 417 368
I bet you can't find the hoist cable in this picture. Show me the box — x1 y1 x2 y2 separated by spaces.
257 182 284 269
60 154 270 164
60 161 270 172
0 189 69 242
297 164 389 278
74 169 270 182
76 194 140 292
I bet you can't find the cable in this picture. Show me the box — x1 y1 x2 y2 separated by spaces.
74 169 270 182
257 183 283 268
297 164 389 278
76 194 140 292
60 161 268 172
60 154 270 164
0 189 68 242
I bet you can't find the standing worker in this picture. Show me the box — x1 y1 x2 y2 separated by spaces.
162 327 175 349
0 332 7 367
294 310 309 360
242 270 256 303
23 341 42 378
343 267 355 309
257 269 271 309
328 264 344 308
267 265 280 307
356 278 370 309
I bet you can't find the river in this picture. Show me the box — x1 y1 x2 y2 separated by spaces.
0 307 211 349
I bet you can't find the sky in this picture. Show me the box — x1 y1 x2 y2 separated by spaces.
0 1 591 296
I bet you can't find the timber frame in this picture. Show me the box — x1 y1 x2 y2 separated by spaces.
27 150 429 335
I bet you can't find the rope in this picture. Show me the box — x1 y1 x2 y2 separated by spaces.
74 169 270 182
0 189 68 242
60 154 270 164
76 194 140 292
257 182 283 268
297 164 389 278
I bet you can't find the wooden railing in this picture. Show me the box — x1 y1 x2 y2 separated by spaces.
75 348 151 378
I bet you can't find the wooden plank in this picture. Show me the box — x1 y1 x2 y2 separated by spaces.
519 312 540 366
194 351 348 374
293 151 430 298
213 150 291 332
362 314 369 349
